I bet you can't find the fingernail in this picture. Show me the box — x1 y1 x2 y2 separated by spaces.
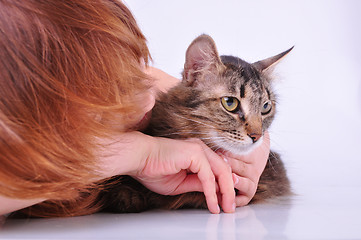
233 174 239 185
223 157 228 163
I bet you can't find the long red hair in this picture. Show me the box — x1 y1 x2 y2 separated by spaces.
0 0 151 217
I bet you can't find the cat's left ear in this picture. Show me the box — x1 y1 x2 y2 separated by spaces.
183 34 224 86
253 46 294 72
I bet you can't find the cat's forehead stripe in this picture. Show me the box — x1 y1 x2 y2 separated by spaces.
266 88 271 99
240 84 245 98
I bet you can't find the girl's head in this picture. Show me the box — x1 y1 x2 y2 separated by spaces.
0 0 151 214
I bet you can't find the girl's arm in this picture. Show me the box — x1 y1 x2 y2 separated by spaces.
0 195 45 216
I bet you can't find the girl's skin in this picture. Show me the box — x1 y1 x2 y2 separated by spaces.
0 67 269 216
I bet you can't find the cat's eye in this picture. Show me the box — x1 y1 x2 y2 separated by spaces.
261 100 272 115
221 97 239 113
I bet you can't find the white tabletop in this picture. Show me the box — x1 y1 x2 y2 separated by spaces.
1 188 360 239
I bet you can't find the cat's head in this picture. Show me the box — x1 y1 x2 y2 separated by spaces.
181 34 292 155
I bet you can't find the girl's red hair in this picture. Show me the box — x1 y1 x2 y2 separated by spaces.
0 0 151 217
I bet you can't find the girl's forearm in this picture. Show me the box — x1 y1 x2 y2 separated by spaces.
0 195 45 216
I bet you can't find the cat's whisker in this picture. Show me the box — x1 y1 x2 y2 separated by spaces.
268 154 278 173
198 136 228 141
155 130 209 138
264 130 287 154
175 114 217 130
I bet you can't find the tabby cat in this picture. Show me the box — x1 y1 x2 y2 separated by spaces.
100 34 292 213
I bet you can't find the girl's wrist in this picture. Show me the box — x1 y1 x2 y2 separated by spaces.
95 131 155 179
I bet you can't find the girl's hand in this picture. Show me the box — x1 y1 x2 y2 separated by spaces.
218 132 270 207
98 132 236 214
133 136 236 214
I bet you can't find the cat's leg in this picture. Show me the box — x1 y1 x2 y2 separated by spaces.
99 176 156 213
99 176 208 213
148 192 208 210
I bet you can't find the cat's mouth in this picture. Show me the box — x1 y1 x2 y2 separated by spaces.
211 132 264 156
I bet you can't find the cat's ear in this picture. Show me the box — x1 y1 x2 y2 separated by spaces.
183 34 224 86
253 46 294 72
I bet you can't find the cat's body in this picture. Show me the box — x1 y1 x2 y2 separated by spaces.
99 35 291 213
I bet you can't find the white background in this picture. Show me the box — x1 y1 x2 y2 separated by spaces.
125 1 361 238
1 1 361 239
125 0 361 192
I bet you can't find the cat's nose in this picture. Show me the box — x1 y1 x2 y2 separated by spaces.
248 133 262 143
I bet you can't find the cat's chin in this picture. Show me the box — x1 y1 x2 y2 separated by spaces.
216 136 264 156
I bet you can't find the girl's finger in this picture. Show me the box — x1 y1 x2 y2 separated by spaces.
184 142 220 214
235 195 252 207
198 141 235 213
196 162 220 214
233 173 257 207
170 174 202 195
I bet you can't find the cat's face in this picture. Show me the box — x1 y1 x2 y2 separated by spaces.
187 60 275 155
179 34 292 155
